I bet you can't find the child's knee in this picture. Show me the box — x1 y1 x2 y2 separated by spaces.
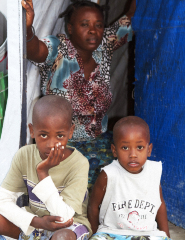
51 229 76 240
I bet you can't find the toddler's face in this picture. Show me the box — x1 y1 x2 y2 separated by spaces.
111 125 152 174
29 115 74 160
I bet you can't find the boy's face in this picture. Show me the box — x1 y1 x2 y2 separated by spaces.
29 114 74 160
111 125 153 174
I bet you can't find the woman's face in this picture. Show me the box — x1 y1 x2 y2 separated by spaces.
67 6 104 53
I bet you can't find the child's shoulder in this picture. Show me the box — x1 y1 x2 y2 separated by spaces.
16 144 37 154
146 159 162 170
101 160 119 175
13 144 39 162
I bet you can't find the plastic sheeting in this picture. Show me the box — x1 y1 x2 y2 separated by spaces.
0 0 24 184
132 0 185 228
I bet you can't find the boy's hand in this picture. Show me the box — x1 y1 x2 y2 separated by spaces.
31 216 73 231
37 143 65 181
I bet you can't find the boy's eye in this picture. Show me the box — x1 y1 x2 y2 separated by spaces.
137 146 144 150
122 146 129 150
57 135 64 139
41 134 47 139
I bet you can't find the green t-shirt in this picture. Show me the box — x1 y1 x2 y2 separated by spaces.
1 144 92 234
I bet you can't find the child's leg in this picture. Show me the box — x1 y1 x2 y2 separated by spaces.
19 223 89 240
52 223 89 240
0 214 20 239
51 229 76 240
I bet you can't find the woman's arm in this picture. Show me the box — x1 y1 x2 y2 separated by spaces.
156 185 170 238
125 0 136 21
21 0 48 62
87 170 107 234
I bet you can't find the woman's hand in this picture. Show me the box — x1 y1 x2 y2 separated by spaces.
37 143 65 181
21 0 48 62
21 0 34 31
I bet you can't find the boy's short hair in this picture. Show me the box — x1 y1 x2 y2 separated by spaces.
32 95 73 126
113 116 150 144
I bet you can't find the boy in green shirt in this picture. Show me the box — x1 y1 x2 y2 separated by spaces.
0 95 91 240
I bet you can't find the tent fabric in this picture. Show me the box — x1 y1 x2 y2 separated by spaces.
0 0 24 184
132 0 185 228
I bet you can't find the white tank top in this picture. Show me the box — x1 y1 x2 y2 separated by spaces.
98 160 167 237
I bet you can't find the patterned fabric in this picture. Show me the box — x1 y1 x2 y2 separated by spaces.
90 232 172 240
34 16 132 141
18 223 89 240
68 131 114 193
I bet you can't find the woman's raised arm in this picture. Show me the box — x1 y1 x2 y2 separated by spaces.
21 0 48 63
125 0 136 20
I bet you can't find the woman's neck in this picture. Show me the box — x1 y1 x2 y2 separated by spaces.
77 48 93 63
70 39 98 80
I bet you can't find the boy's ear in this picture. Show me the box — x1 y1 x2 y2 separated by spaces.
28 123 35 139
68 124 75 139
67 23 72 35
147 143 153 157
111 143 117 158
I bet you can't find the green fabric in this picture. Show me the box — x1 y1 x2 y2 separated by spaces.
0 72 8 138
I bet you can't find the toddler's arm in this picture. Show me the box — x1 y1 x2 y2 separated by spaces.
88 170 107 234
156 185 170 238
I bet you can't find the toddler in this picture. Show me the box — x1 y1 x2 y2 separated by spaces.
88 116 172 240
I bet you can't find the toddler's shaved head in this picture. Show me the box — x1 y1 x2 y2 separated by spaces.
113 116 150 144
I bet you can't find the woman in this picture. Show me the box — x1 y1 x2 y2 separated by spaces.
22 0 136 191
